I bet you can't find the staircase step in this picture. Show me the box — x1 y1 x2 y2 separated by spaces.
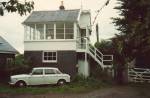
88 44 113 69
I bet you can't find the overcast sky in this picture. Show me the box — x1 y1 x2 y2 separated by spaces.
0 0 118 53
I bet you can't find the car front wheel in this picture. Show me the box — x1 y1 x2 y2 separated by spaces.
15 81 26 87
57 79 66 86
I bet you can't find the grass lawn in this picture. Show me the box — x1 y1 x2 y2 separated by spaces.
0 78 109 94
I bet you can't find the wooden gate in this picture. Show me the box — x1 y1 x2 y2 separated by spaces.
128 68 150 83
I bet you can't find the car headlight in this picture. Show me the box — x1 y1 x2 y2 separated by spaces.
11 78 18 83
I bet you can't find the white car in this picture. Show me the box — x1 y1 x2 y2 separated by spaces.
9 67 70 87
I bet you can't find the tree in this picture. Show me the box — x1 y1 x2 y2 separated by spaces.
112 0 150 67
111 0 150 83
0 0 34 16
95 40 113 54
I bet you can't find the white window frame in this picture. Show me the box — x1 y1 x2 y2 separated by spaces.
65 27 74 39
46 23 55 40
42 51 57 63
24 22 74 41
56 23 65 39
36 24 45 40
55 23 74 39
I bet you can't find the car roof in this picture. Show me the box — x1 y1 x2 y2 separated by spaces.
33 67 58 70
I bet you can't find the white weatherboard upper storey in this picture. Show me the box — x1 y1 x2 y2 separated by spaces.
24 9 91 51
24 40 76 51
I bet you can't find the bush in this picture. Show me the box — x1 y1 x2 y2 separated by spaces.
0 55 31 83
6 54 31 75
72 75 106 89
95 40 113 54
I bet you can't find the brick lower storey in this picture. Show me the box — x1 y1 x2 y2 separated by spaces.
24 51 78 78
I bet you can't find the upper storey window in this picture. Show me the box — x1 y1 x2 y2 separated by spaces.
46 23 54 39
56 22 74 39
25 24 35 40
36 24 44 40
56 23 64 39
25 24 44 40
24 22 74 40
65 23 74 39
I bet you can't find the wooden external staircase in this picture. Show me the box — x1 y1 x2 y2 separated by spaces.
88 43 113 69
77 37 113 69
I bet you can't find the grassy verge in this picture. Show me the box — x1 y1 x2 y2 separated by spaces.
0 77 110 94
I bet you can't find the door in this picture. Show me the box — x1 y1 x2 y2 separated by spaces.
80 29 86 49
28 69 44 85
44 69 59 84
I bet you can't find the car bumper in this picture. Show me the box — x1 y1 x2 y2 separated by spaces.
9 81 15 86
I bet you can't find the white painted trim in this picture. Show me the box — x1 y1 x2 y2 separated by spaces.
44 24 46 40
74 23 77 40
34 24 36 40
25 23 75 41
24 41 76 51
24 39 76 42
29 24 32 40
42 51 57 63
77 9 82 22
0 52 16 54
24 25 26 41
64 23 66 39
43 60 57 63
76 49 86 52
54 23 56 39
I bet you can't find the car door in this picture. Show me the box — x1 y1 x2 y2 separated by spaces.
28 69 44 85
44 69 59 84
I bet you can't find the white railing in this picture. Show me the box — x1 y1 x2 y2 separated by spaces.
76 37 113 69
128 67 150 83
88 42 113 68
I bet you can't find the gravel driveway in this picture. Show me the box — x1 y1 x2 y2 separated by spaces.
0 85 150 98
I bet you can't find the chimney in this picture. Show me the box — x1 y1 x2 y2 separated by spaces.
59 1 65 10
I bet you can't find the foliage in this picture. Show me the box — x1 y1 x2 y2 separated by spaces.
6 54 31 75
111 0 150 83
14 54 29 68
95 40 113 54
0 0 34 16
0 55 31 83
90 65 113 83
112 0 150 64
73 75 102 85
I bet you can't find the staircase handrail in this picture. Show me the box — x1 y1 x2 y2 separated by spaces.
76 37 113 68
88 45 103 61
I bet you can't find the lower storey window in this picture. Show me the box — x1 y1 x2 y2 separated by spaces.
6 58 13 65
43 51 57 62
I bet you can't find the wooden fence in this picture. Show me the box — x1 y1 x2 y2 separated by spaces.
128 67 150 83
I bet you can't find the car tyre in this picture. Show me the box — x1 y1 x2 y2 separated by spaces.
16 81 26 87
57 79 66 86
